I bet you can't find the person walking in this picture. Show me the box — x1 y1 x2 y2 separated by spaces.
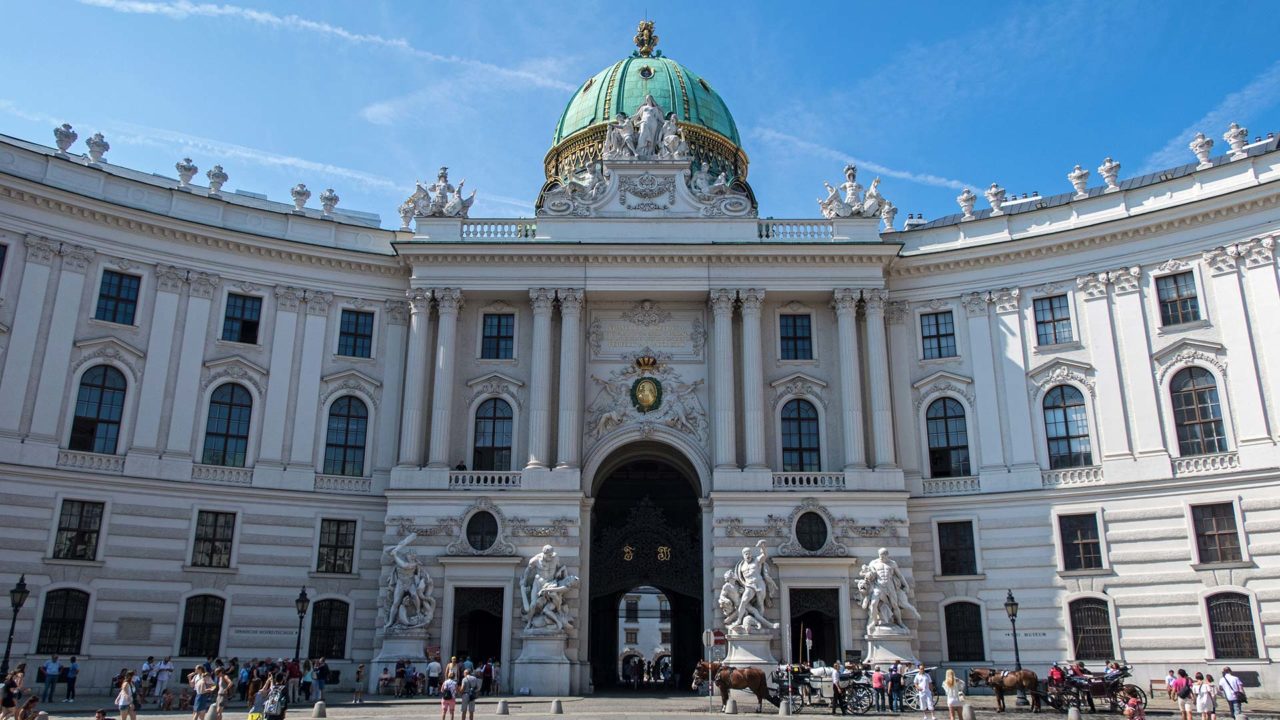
353 664 365 705
424 657 441 697
115 671 138 720
439 674 458 720
1172 669 1194 720
888 664 903 713
942 669 964 720
1165 671 1177 701
155 657 174 705
872 666 886 713
1217 669 1245 718
480 659 493 696
312 658 327 702
299 662 312 704
39 656 59 704
2 670 22 720
458 669 481 720
914 664 935 720
191 666 217 720
1196 674 1218 720
62 657 78 702
284 659 299 705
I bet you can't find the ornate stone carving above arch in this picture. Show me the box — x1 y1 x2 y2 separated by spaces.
200 355 268 397
320 368 382 410
1153 339 1228 384
912 370 975 412
769 371 828 409
446 496 517 556
70 337 145 385
1027 358 1096 403
778 497 850 557
466 371 525 410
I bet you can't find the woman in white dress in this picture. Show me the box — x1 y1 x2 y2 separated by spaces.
914 664 936 720
942 669 965 720
1195 673 1218 720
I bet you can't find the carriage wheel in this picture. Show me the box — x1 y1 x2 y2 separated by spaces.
785 692 805 715
1045 689 1068 714
903 688 921 711
851 687 874 715
1112 685 1146 711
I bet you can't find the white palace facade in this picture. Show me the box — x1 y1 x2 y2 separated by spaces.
1 27 1278 695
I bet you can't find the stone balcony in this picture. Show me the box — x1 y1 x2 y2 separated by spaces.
921 475 981 496
57 449 124 474
1041 466 1105 488
191 463 253 485
1172 451 1240 476
449 470 523 489
771 471 846 490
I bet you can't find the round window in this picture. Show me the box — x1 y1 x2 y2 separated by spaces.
796 511 828 552
466 511 498 552
638 65 654 79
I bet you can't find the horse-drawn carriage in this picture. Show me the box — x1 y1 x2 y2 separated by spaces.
693 661 875 715
1045 664 1147 714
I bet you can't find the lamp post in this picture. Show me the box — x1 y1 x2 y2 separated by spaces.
1004 589 1029 707
294 587 310 663
2 575 31 676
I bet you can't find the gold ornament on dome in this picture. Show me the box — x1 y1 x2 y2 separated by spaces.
634 20 658 58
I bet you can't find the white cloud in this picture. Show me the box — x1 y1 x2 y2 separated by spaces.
77 0 577 92
750 128 974 191
1140 59 1280 174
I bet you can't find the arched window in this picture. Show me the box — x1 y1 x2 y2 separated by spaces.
324 397 368 476
796 511 828 552
69 365 127 454
466 511 499 552
781 399 820 472
1206 592 1259 659
308 599 350 659
1068 598 1114 661
202 383 252 467
944 601 985 662
472 398 513 471
180 594 225 658
1044 386 1092 468
1171 368 1228 456
36 589 89 655
926 398 970 477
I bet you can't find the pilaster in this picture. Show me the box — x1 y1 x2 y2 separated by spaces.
963 291 1005 471
130 264 186 454
555 289 584 469
288 289 333 468
1202 246 1269 443
1239 237 1280 440
427 288 463 468
526 288 555 469
863 289 896 468
28 244 94 442
397 289 433 467
1076 273 1132 458
990 288 1037 468
0 237 56 437
833 289 866 469
1106 267 1169 459
709 289 737 469
164 270 221 458
257 285 303 468
739 288 767 469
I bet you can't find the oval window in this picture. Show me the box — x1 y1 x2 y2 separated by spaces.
466 511 498 552
796 511 828 552
639 65 655 80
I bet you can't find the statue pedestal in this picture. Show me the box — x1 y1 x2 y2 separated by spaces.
372 628 428 687
512 629 571 696
864 627 918 666
724 631 779 671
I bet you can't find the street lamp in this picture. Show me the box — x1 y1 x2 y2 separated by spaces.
2 575 31 676
1004 589 1029 707
294 587 310 663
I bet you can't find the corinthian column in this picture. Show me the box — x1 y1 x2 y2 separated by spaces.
710 289 738 469
398 288 433 466
863 289 896 468
526 288 555 469
739 288 767 468
555 289 584 469
427 288 463 468
833 289 866 469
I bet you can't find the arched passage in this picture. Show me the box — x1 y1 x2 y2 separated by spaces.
588 445 703 690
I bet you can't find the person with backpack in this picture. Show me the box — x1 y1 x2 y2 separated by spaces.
439 675 458 720
458 670 481 720
115 671 137 720
888 664 903 712
1218 668 1245 719
1172 669 1194 720
263 674 288 720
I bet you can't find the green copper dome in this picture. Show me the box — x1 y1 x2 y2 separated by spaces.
552 54 741 148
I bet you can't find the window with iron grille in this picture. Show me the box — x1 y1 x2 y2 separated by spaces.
1034 295 1075 345
625 599 639 623
202 383 252 467
69 365 127 454
323 397 368 476
481 313 515 359
1068 598 1114 661
317 519 357 574
1044 385 1093 468
179 594 225 658
927 398 970 478
472 398 513 471
781 399 820 471
94 270 141 325
36 589 89 655
191 510 235 568
920 311 957 359
1171 368 1228 456
937 521 977 576
337 309 375 358
625 630 638 645
53 500 105 561
221 293 262 344
1206 592 1259 659
944 601 985 662
796 512 828 552
1156 271 1201 326
780 314 813 360
1192 503 1242 564
1059 513 1103 571
309 599 350 659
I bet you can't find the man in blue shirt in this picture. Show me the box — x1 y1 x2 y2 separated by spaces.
64 657 80 701
41 655 62 702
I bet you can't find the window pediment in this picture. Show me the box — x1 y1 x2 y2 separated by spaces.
320 368 382 409
1027 358 1096 402
769 372 827 408
71 336 145 383
201 355 267 396
1153 339 1227 383
912 370 974 411
466 372 524 409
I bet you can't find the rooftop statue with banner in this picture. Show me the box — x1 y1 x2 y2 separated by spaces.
719 541 782 670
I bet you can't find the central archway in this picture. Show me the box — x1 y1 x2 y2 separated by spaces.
589 447 703 690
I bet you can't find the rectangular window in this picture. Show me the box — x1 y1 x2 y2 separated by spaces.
660 630 671 645
337 310 375 358
1157 271 1201 326
920 311 957 359
94 270 141 325
1034 295 1074 346
221 293 262 344
53 500 105 561
191 510 235 568
317 519 357 574
1058 513 1103 571
625 630 638 645
1192 503 1242 564
936 520 977 576
481 313 515 359
780 314 813 360
625 599 639 623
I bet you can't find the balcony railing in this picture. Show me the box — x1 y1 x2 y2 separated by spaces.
1173 451 1240 477
461 220 536 240
57 449 124 474
757 220 834 241
1041 466 1104 488
191 464 253 485
772 472 846 490
314 474 373 494
449 470 523 489
922 476 981 496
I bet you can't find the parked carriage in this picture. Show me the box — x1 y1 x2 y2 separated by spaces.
769 664 875 715
1044 664 1147 714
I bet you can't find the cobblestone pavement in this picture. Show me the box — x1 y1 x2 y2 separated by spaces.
31 693 1280 720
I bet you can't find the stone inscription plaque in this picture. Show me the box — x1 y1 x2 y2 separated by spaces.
587 302 705 361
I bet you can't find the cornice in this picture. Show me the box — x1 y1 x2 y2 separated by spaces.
0 180 407 278
398 248 895 266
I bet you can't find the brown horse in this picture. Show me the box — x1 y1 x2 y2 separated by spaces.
969 668 1042 713
693 661 776 713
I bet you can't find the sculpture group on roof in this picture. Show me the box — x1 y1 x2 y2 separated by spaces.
399 166 477 227
602 94 691 162
818 163 893 224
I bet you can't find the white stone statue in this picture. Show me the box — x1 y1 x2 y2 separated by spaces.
443 180 476 218
383 531 436 631
1097 157 1120 192
690 160 714 196
718 540 780 635
658 112 689 160
399 166 477 219
881 200 898 231
818 164 865 219
861 177 884 217
985 182 1007 215
1224 122 1248 159
85 132 110 164
956 188 976 220
1190 132 1214 168
319 187 339 216
290 183 311 212
521 544 580 632
1068 164 1090 197
632 94 665 159
53 123 78 155
603 113 637 160
855 547 919 636
175 158 198 188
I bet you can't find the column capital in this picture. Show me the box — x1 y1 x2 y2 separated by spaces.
274 284 305 312
22 235 57 265
832 288 859 314
59 243 96 273
435 287 464 314
558 288 584 314
406 287 433 313
739 288 766 312
1242 236 1275 268
1075 273 1109 300
304 289 334 316
529 287 555 313
1108 267 1142 295
886 300 910 324
862 288 888 313
156 264 189 293
188 271 222 299
1202 246 1240 276
962 291 990 316
709 288 736 315
384 299 410 325
990 287 1020 314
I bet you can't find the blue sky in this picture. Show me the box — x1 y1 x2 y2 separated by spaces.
3 1 1280 223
